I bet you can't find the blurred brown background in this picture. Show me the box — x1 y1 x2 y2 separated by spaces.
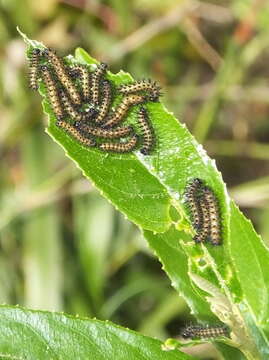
1 0 269 358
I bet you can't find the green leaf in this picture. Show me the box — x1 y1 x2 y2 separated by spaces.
229 203 269 328
144 228 214 321
0 306 195 360
19 29 269 359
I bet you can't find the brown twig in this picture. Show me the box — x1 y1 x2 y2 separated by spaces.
194 2 233 24
181 17 222 71
103 1 232 62
60 0 118 33
104 1 199 62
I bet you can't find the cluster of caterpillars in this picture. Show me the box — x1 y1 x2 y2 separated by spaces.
184 178 222 245
28 47 160 154
181 324 229 340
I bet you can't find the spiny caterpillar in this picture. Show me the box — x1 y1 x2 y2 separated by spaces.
77 122 133 139
103 94 146 128
137 107 155 155
99 135 138 153
56 120 96 147
91 62 108 104
181 325 229 340
59 90 84 122
43 48 81 105
94 80 112 124
40 65 64 120
118 79 162 102
185 179 222 245
202 186 222 245
28 48 42 90
27 46 159 156
69 64 91 101
184 178 203 232
194 194 211 243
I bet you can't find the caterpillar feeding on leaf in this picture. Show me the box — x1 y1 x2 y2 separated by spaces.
59 90 84 122
118 79 162 102
40 65 64 120
76 122 133 139
94 80 112 124
69 64 91 101
194 193 211 244
27 46 161 157
91 62 108 105
103 94 146 128
56 120 96 147
184 179 222 245
202 186 222 245
99 135 138 153
181 325 229 340
137 106 155 155
28 48 42 91
43 48 81 105
184 178 203 232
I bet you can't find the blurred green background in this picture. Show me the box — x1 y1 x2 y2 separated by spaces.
1 0 269 358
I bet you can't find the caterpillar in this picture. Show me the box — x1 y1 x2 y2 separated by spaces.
40 65 64 120
137 107 155 155
28 48 42 90
202 186 222 245
43 48 81 105
118 79 162 102
94 80 112 124
69 64 91 101
77 122 133 139
184 178 203 232
99 135 138 153
59 90 84 122
194 193 211 243
83 106 99 121
91 62 108 104
181 325 229 339
103 94 145 128
56 119 96 147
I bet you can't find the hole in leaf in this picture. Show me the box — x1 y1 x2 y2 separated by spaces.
169 205 180 222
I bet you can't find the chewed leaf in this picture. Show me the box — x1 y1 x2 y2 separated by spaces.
20 28 269 358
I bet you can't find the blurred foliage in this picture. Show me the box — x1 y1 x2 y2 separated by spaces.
1 0 269 359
